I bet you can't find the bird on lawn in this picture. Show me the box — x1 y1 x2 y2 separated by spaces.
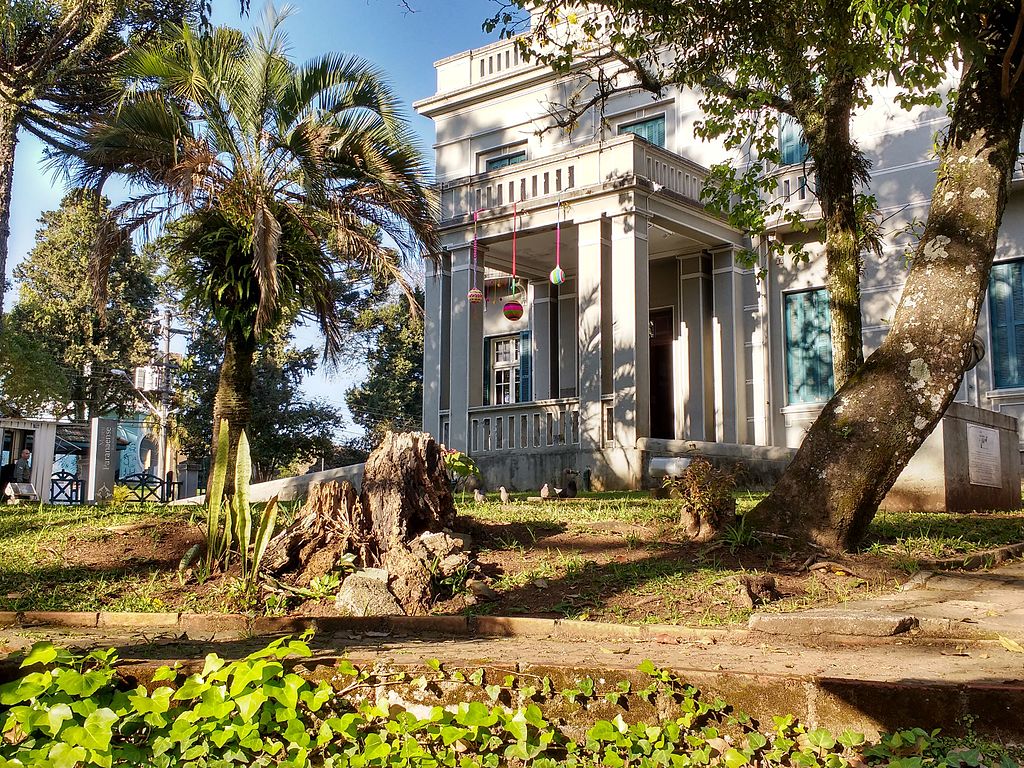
540 483 550 500
554 486 565 498
499 486 510 504
473 488 486 503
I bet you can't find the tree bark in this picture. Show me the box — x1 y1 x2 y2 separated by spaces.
752 26 1024 551
263 432 458 612
210 329 257 494
0 102 19 333
813 88 865 388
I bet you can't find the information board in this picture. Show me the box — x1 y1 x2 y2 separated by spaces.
967 424 1002 488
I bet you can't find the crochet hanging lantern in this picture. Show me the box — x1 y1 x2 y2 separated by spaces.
503 299 524 321
468 287 484 304
550 198 564 285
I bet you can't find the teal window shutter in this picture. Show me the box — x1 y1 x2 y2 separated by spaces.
486 151 527 172
785 289 834 404
779 116 808 166
519 330 532 402
483 338 491 405
618 116 666 148
989 261 1024 388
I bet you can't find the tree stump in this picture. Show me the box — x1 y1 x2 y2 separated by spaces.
263 432 457 612
261 480 368 586
678 498 736 542
360 431 456 562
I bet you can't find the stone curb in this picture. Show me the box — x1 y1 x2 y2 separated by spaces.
747 611 918 638
918 541 1024 571
0 610 740 642
1 606 1014 643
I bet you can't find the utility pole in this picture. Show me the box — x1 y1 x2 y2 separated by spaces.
161 307 172 484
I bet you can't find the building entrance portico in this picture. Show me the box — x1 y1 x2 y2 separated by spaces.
422 135 750 490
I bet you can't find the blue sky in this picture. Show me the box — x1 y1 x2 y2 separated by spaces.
5 0 498 441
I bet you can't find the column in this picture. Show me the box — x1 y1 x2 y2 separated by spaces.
611 211 650 445
577 219 606 450
712 248 749 443
447 245 483 452
530 281 555 401
422 253 450 439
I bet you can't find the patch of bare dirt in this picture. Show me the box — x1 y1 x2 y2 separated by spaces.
435 518 905 625
62 520 204 571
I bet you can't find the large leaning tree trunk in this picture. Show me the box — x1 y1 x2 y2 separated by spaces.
751 16 1024 551
0 103 18 332
262 431 457 613
210 329 257 494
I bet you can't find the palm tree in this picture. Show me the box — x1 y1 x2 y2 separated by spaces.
71 6 437 478
0 0 202 328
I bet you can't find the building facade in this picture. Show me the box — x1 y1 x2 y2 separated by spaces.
414 23 1024 492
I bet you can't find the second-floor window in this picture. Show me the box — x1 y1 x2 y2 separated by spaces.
618 115 666 148
989 259 1024 388
484 332 532 405
779 115 809 166
485 151 527 172
784 288 834 404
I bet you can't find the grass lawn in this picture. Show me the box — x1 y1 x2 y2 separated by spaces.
0 494 1021 624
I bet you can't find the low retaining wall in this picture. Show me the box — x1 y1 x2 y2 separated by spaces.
638 438 796 488
173 463 366 505
2 613 1021 741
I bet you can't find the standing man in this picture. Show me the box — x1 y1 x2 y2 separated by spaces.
13 449 31 483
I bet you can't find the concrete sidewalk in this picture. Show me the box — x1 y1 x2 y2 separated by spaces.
0 561 1022 740
749 560 1024 640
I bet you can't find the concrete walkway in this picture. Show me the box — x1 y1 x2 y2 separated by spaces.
0 561 1022 740
749 560 1024 640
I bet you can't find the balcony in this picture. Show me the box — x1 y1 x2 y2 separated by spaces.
438 133 710 222
768 165 822 229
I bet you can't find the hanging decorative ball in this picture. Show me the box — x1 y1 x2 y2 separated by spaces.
468 288 484 304
503 299 524 321
549 266 566 285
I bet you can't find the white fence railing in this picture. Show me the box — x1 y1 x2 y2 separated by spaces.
440 134 710 221
468 398 581 454
771 165 821 225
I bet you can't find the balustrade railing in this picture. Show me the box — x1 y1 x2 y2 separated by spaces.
468 398 581 454
439 134 710 221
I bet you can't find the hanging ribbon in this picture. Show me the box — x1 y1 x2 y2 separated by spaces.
550 197 566 285
468 209 484 305
510 201 518 295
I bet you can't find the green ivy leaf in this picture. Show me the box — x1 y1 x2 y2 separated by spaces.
21 642 58 669
47 742 88 768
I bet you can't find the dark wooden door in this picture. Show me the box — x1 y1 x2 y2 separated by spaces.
649 308 675 439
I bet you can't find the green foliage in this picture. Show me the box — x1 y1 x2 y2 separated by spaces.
663 457 738 527
345 290 425 449
204 420 279 588
173 322 346 483
0 639 1015 767
443 448 481 492
4 191 157 419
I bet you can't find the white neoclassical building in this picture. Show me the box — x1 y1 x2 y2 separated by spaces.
414 20 1024 493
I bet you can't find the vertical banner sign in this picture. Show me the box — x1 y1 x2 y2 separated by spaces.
88 417 118 502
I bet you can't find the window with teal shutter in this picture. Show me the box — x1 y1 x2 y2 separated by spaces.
784 289 834 404
618 116 666 148
989 260 1024 388
519 330 532 402
485 151 526 172
779 115 808 166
